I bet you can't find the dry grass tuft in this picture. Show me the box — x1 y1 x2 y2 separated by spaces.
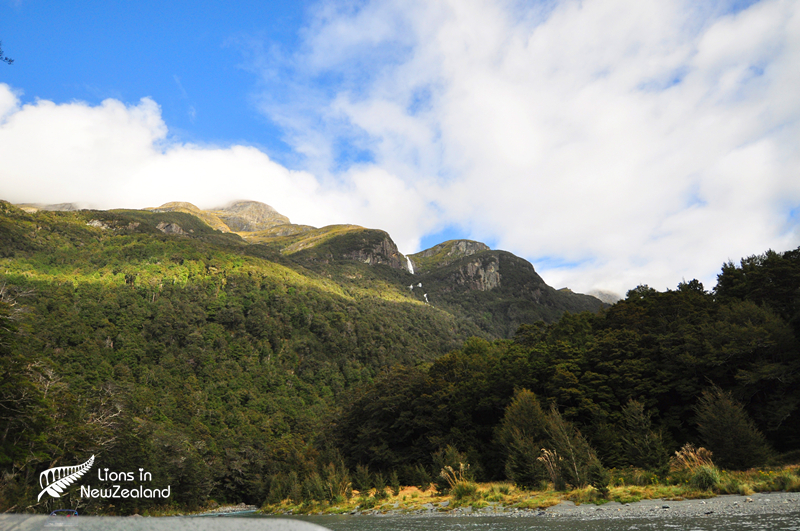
671 443 714 471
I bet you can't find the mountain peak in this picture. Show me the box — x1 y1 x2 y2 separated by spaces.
209 200 290 232
410 239 491 274
150 201 203 212
418 240 490 258
147 201 231 232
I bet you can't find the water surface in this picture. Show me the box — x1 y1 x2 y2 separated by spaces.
272 513 800 531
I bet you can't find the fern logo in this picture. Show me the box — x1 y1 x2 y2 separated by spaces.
38 455 95 502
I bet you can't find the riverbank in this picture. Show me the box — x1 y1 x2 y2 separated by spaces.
259 466 800 518
300 492 800 520
539 491 800 520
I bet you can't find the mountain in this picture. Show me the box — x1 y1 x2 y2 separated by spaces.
141 200 607 336
208 200 291 232
3 200 605 338
408 240 605 337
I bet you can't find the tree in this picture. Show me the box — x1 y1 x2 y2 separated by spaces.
619 400 669 475
694 386 771 470
495 389 549 488
545 405 602 489
0 42 13 65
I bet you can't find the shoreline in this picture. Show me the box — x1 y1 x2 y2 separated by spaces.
278 491 800 520
537 491 800 520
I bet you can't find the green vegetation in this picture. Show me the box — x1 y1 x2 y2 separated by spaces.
1 200 799 515
0 202 480 514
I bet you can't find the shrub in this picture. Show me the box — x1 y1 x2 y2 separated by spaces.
287 471 302 504
302 472 327 501
265 474 284 504
322 461 352 501
359 496 376 510
690 465 721 491
771 471 800 492
433 446 472 494
440 463 470 490
451 481 478 500
389 470 400 496
353 464 372 492
588 460 611 497
373 472 389 500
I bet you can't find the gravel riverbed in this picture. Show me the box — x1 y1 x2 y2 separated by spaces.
541 491 800 520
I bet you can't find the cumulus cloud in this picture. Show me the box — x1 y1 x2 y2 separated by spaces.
2 0 799 297
0 85 433 252
250 0 800 294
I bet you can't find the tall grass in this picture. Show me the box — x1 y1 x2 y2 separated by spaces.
538 449 565 490
440 463 479 501
670 444 714 471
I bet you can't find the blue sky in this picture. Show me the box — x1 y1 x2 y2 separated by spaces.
1 0 799 298
1 1 309 154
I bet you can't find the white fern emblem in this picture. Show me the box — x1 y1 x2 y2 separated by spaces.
38 455 95 502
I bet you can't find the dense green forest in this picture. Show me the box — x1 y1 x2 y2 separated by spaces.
1 200 798 513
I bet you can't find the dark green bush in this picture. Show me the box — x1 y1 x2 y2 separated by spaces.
690 465 721 491
695 387 771 470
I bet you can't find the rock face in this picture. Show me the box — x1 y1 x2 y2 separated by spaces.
450 254 501 291
156 222 186 235
407 244 605 337
343 233 406 270
210 201 290 232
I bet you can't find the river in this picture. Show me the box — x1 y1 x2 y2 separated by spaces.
283 513 800 531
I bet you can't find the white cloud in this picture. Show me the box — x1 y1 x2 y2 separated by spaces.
250 0 800 295
0 86 432 252
2 0 799 298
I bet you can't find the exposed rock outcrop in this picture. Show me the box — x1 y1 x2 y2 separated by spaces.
343 233 406 270
452 255 501 291
156 222 186 235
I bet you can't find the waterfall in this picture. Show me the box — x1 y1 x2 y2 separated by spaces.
406 256 415 274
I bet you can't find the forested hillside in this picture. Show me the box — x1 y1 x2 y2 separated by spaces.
1 200 798 515
335 267 800 486
0 200 598 513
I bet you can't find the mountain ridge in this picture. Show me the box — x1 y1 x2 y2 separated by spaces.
5 199 605 335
